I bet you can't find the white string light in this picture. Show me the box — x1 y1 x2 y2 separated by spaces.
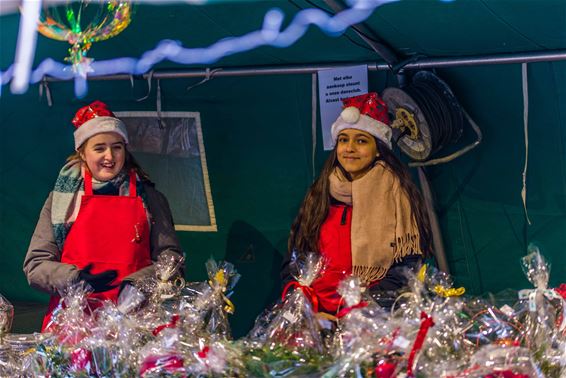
3 0 411 97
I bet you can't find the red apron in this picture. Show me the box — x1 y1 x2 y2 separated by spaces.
42 170 152 331
311 204 353 314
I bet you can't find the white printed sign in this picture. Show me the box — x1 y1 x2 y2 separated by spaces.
318 65 368 150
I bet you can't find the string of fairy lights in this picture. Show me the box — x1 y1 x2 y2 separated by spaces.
1 0 448 97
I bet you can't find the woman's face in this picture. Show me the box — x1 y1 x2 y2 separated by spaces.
80 132 126 181
336 128 377 180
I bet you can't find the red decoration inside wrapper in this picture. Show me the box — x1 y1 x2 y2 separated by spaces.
70 347 93 373
139 354 185 377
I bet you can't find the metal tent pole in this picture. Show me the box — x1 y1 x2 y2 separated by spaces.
42 49 566 82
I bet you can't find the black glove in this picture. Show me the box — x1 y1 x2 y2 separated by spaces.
78 264 118 293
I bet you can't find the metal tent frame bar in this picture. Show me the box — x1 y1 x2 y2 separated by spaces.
45 49 566 82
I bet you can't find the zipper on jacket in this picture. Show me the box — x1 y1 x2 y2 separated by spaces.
340 206 348 225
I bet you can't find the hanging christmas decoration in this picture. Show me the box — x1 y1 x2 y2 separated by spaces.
37 0 132 77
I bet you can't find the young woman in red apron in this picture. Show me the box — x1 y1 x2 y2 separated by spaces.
283 92 432 315
23 101 182 331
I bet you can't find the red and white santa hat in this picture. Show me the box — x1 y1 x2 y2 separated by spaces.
72 100 129 150
330 92 392 149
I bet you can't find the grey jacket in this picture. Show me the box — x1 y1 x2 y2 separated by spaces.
23 183 183 296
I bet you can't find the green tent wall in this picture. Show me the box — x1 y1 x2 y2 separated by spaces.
1 0 565 336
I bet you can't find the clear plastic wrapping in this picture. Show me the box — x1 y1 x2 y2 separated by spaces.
516 245 565 377
244 253 331 376
177 259 241 343
0 294 14 340
325 276 398 377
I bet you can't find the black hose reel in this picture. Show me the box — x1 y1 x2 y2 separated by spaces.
382 71 480 165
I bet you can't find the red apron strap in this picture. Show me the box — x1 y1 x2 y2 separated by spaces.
129 170 137 197
84 169 93 195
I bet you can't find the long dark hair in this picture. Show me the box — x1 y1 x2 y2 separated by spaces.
67 147 151 183
288 138 433 258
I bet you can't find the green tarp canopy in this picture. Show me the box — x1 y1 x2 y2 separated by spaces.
1 0 565 336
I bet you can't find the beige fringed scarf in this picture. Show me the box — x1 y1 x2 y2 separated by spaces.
329 161 422 284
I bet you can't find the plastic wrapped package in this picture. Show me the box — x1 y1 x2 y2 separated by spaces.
45 282 96 346
4 332 50 377
389 265 431 322
386 264 468 377
460 297 524 350
407 264 472 376
244 253 331 376
249 253 324 351
464 344 543 378
135 251 185 306
518 247 562 346
27 334 73 377
27 284 104 376
0 295 16 375
0 294 13 341
77 302 149 376
177 259 240 343
136 259 241 377
185 339 244 377
132 252 186 334
0 342 17 377
324 276 399 378
153 251 186 301
138 327 187 377
413 296 473 378
516 245 565 377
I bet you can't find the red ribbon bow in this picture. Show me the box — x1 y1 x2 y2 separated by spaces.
336 301 369 318
406 311 435 377
281 281 319 313
72 100 115 128
197 346 210 359
555 283 566 299
152 314 180 336
375 361 397 378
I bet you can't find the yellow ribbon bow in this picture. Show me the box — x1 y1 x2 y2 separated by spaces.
209 270 236 314
433 285 466 297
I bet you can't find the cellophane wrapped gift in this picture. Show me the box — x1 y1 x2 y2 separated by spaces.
0 341 17 377
137 258 242 377
74 301 149 377
464 344 543 378
185 339 244 377
29 282 96 376
324 276 398 378
0 294 13 340
412 265 473 377
382 264 437 377
178 259 240 343
515 245 565 377
133 251 186 334
138 327 187 377
0 294 15 375
459 287 525 354
243 252 331 376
